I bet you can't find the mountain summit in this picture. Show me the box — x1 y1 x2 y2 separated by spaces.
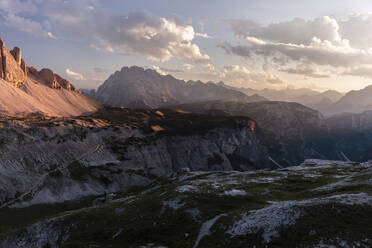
88 66 266 109
0 38 98 116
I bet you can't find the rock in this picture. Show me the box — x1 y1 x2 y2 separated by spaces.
0 37 76 91
0 38 27 87
10 47 21 65
20 58 27 76
36 68 77 91
39 68 59 88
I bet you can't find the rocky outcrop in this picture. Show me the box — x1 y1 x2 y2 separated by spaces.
0 108 269 208
175 100 333 167
0 37 76 92
0 38 27 87
28 67 77 91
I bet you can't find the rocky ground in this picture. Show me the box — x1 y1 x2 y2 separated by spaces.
0 159 371 247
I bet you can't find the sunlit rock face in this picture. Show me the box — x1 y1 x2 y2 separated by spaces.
29 67 77 91
0 38 27 87
0 38 98 117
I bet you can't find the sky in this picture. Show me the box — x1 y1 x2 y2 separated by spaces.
2 0 372 92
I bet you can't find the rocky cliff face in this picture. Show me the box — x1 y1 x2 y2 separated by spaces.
88 66 265 109
176 100 332 167
0 107 269 208
0 37 77 92
0 38 27 87
28 67 77 91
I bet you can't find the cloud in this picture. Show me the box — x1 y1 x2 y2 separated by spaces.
66 68 84 80
47 32 57 39
36 1 209 62
203 63 215 71
223 14 372 73
0 0 53 38
220 65 285 86
227 16 341 45
2 13 47 37
151 66 184 75
280 63 329 78
0 0 37 15
195 32 213 39
343 66 372 79
183 64 194 70
0 0 210 63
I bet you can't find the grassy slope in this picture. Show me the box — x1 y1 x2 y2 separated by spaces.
1 161 372 247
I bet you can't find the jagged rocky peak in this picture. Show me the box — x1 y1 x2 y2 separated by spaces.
0 37 77 92
28 67 77 92
0 38 27 87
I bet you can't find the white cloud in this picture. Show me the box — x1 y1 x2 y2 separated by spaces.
0 0 210 62
151 66 167 75
220 65 285 86
183 64 194 70
195 32 213 39
203 63 215 71
47 32 57 40
36 1 209 63
151 66 183 75
223 14 372 76
228 16 341 45
66 68 84 80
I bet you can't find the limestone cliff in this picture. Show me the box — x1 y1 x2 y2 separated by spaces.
0 38 27 87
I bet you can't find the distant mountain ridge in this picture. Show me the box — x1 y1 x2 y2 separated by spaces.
87 66 266 109
322 85 372 115
218 82 344 114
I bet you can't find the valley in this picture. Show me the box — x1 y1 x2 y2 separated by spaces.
0 35 371 248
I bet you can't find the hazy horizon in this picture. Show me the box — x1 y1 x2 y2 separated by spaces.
2 0 372 92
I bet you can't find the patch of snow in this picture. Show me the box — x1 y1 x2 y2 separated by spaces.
223 189 247 196
227 193 372 243
112 228 123 239
176 185 198 193
303 174 321 178
193 213 227 248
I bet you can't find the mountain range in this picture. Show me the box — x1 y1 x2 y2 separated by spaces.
86 66 266 109
0 38 372 247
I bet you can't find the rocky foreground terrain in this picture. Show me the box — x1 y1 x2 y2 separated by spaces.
1 159 371 247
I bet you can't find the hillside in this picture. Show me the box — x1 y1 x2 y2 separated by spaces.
0 38 98 117
175 100 334 167
1 159 371 247
323 85 372 116
88 66 266 109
